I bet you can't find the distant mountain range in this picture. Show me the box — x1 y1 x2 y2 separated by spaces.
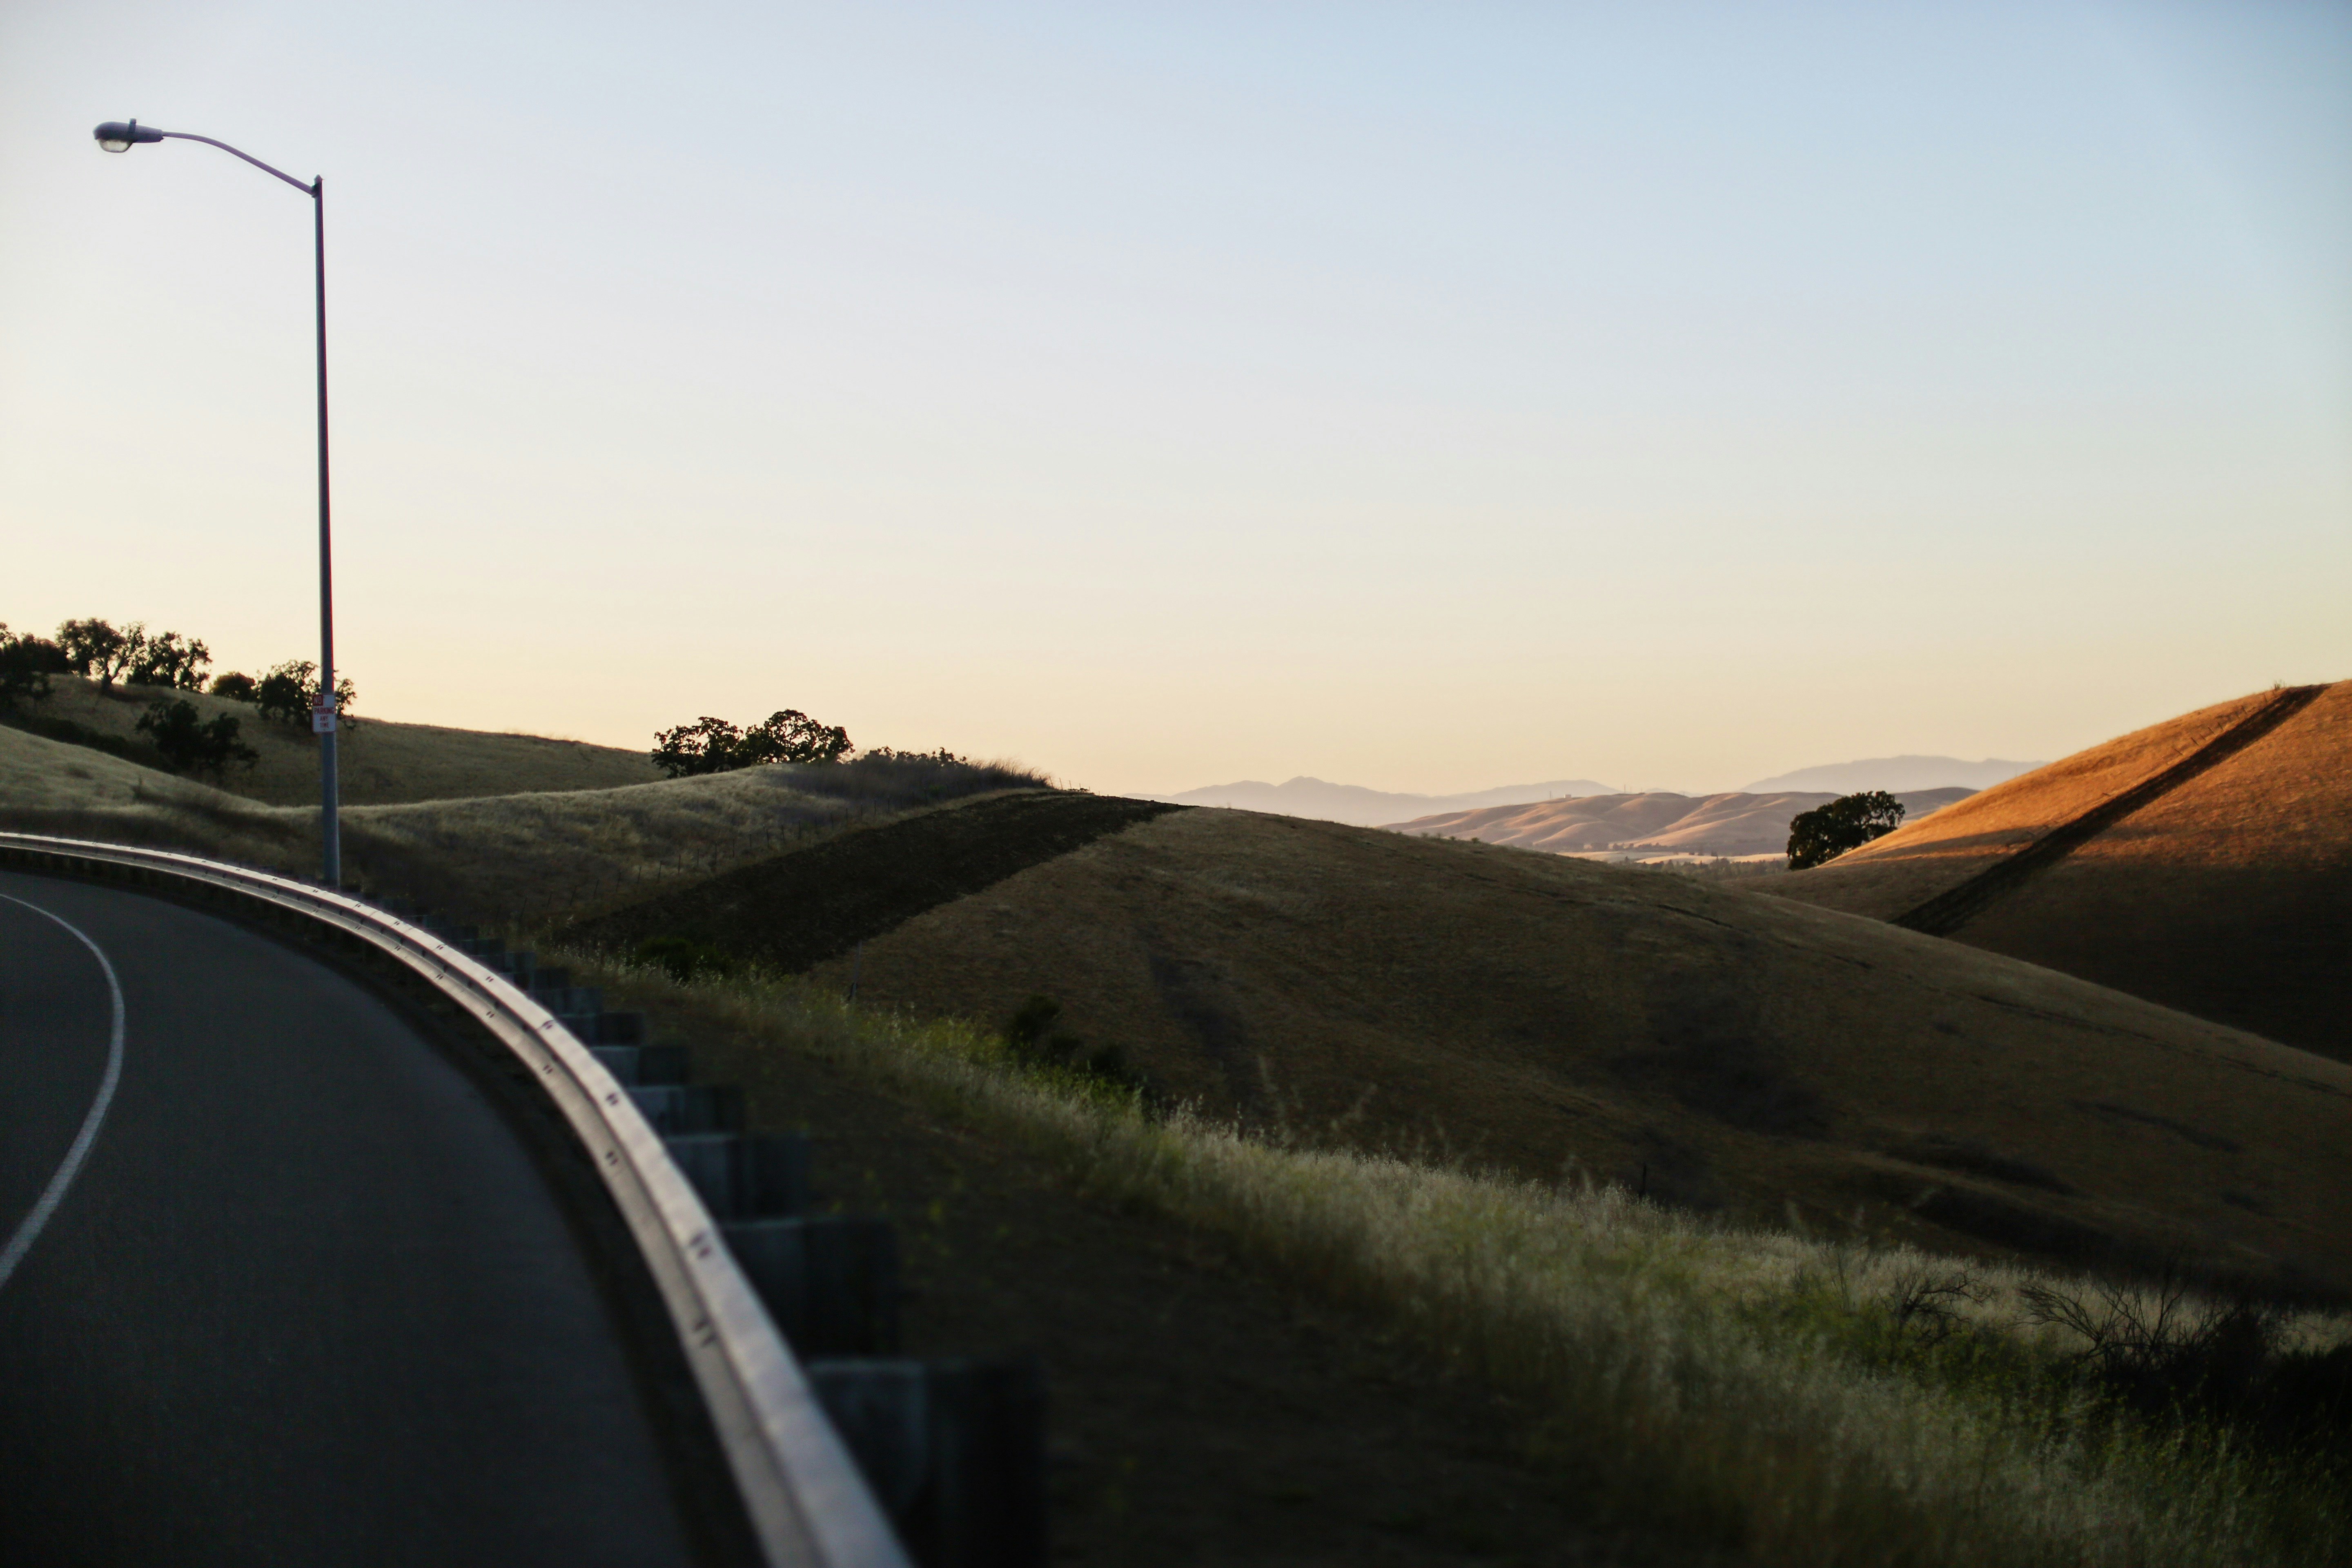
1740 755 2042 793
1152 776 1618 827
1387 787 1976 860
1155 755 2039 827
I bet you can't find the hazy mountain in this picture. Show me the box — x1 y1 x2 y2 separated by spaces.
1154 775 1618 827
1386 788 1974 858
1741 756 2042 794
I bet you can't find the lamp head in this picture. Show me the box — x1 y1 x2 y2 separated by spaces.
94 120 165 154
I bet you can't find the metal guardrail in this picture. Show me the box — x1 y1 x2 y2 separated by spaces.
0 832 912 1568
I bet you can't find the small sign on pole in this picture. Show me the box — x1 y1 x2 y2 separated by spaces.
311 697 337 735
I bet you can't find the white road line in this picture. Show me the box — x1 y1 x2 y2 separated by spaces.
0 893 127 1293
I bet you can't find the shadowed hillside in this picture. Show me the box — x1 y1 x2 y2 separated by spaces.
585 801 2352 1294
1389 786 1971 859
1757 682 2350 1060
569 791 1179 968
0 721 1051 923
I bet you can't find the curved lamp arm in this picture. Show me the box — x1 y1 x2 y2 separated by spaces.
93 120 316 196
91 114 341 884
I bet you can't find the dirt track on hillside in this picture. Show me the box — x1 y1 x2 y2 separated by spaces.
1760 682 2351 1060
1891 684 2325 935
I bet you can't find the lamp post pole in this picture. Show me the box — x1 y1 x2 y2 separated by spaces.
310 174 340 885
94 120 341 884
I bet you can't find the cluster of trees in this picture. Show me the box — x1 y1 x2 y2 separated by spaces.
135 699 261 778
0 624 70 710
651 709 853 777
216 662 359 730
0 618 220 698
1786 790 1906 870
2 615 360 780
1 618 353 726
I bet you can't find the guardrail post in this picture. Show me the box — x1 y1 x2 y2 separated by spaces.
726 1217 900 1356
664 1132 812 1221
629 1083 747 1135
805 1356 1047 1568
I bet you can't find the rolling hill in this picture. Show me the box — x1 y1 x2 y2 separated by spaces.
1755 682 2350 1061
574 799 2352 1295
1152 775 1617 825
0 720 250 813
0 709 1051 924
14 676 661 806
1742 756 2043 793
1386 787 1973 859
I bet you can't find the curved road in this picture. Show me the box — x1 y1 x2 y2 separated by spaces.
0 870 723 1566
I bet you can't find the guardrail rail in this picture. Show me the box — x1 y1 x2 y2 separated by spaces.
0 832 916 1568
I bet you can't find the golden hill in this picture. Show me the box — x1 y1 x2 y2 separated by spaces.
615 803 2352 1293
20 676 660 806
1755 682 2350 1061
1388 786 1971 858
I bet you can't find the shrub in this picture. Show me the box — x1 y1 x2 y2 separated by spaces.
135 698 259 778
209 672 258 702
1003 993 1146 1092
633 935 738 983
1786 790 1905 869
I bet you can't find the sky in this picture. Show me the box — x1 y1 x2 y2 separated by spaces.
2 1 2345 795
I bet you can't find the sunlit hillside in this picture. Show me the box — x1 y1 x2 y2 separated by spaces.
1388 786 1971 859
1758 681 2350 1060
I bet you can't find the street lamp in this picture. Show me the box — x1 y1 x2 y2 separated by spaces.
93 120 344 886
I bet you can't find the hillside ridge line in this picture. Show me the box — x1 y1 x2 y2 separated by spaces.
1891 683 2328 938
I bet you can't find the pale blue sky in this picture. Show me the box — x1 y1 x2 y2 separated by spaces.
3 2 2345 793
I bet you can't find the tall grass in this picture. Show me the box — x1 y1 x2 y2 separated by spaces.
567 954 2350 1568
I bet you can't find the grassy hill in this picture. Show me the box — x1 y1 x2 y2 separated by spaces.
0 721 241 813
1389 786 1973 858
1755 682 2350 1060
0 707 1050 923
575 800 2352 1295
14 676 661 806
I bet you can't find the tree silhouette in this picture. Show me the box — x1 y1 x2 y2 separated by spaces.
1786 790 1906 870
651 709 852 777
137 698 259 779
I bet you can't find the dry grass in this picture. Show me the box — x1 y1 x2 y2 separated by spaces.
559 953 2352 1568
785 806 2352 1294
0 721 1049 922
1760 682 2352 1061
0 723 232 812
1390 787 1972 858
24 676 661 806
1753 690 2286 921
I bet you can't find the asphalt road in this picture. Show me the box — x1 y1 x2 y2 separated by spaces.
0 869 714 1566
